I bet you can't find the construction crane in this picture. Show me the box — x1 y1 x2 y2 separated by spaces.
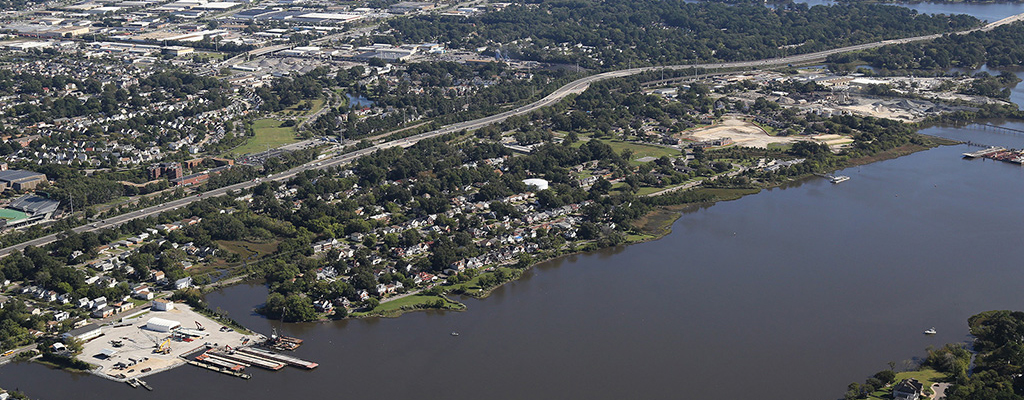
154 338 171 354
195 321 205 331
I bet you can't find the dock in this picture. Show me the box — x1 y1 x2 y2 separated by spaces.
963 146 1005 158
186 359 252 379
208 350 284 370
202 352 251 368
238 347 319 369
195 353 247 371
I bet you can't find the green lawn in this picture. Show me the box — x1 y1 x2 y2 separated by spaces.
352 294 463 317
865 368 946 400
284 98 325 117
767 142 793 151
193 52 225 60
572 138 680 163
448 267 521 295
229 119 298 155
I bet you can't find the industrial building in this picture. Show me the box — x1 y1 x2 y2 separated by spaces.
162 45 195 56
145 317 181 332
63 323 102 342
0 170 47 191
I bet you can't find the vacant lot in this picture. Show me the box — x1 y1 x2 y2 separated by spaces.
683 117 807 149
229 119 298 155
574 138 680 163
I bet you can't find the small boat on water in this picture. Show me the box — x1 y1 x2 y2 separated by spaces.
126 379 138 388
451 332 460 337
924 327 937 335
829 175 850 184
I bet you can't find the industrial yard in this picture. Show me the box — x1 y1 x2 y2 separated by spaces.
77 302 257 382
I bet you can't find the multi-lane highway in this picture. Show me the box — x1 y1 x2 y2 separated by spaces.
1 14 1020 257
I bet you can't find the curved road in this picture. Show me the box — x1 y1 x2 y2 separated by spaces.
1 14 1021 258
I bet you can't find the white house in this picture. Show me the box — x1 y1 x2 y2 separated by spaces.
152 298 174 311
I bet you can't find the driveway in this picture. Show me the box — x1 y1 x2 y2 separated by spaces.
932 383 951 400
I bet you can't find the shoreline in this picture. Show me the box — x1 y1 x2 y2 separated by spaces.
321 135 952 319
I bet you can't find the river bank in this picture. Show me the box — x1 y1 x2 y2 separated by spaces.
307 133 955 321
8 120 1024 400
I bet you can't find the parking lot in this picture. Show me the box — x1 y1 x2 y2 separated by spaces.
78 303 259 381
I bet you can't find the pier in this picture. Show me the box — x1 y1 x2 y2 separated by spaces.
186 359 252 379
238 347 319 369
208 350 285 370
963 146 1005 158
195 353 246 371
203 352 251 368
979 123 1024 136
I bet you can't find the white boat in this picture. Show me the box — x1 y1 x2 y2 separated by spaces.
924 327 937 335
829 175 850 184
451 332 459 337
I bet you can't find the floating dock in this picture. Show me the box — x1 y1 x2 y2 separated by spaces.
208 350 284 370
963 147 1024 165
186 359 252 379
196 353 246 371
963 146 1006 158
237 347 319 369
202 353 250 368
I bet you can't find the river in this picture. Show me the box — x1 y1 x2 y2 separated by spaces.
795 0 1024 23
7 3 1024 399
6 132 1024 399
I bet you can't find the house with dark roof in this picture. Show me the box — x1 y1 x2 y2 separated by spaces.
893 378 923 400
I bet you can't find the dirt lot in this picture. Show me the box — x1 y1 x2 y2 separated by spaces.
682 117 807 148
78 303 259 381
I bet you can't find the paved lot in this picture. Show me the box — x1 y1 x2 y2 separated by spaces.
78 304 258 381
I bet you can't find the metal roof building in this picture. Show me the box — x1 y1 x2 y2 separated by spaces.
145 317 181 332
0 169 46 191
9 194 60 215
62 323 102 341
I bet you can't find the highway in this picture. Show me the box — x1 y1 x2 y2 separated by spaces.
0 14 1020 258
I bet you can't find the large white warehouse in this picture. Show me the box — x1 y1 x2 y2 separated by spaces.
145 317 181 332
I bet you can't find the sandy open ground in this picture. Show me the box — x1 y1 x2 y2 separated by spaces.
77 303 258 381
681 117 807 148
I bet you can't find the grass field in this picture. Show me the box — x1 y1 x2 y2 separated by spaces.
229 119 298 155
284 98 325 117
351 294 464 317
573 138 680 163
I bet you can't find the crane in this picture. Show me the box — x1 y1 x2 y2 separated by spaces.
195 321 205 331
154 338 171 354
